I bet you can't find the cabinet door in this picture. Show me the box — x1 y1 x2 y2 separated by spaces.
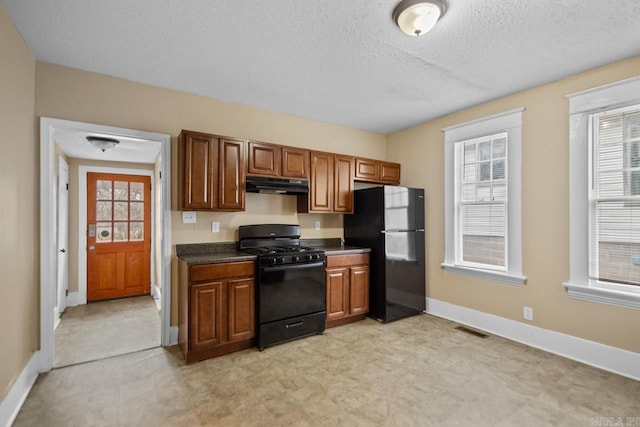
380 161 401 184
349 266 369 315
180 131 218 210
282 146 310 179
354 158 379 181
326 268 349 320
190 282 225 351
309 151 333 212
227 278 255 342
218 138 245 211
248 141 280 176
334 155 354 213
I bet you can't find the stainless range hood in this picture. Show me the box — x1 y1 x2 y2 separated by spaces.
245 175 309 195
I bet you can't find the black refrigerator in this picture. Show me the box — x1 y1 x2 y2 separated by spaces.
344 186 426 322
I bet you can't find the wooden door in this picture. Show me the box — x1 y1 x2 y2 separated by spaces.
326 268 348 320
179 131 218 210
349 266 369 315
247 141 280 176
334 155 354 213
309 151 333 212
227 278 255 342
282 146 309 178
190 281 225 350
218 138 245 211
87 173 151 301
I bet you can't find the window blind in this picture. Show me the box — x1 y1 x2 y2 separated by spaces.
591 107 640 286
457 133 507 269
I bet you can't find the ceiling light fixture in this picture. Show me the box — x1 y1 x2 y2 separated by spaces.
87 136 120 152
393 0 447 37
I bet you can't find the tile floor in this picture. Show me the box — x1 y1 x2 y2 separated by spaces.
16 314 640 426
54 295 161 367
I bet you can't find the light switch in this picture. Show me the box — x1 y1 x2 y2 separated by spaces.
182 211 196 224
315 221 321 231
211 222 220 233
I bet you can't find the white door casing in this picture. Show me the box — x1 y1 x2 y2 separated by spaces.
55 156 69 328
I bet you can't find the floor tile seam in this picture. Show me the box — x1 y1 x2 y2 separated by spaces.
53 345 162 370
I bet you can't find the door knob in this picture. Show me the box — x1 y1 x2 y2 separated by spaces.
59 249 66 253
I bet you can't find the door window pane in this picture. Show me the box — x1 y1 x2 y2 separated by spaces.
130 222 144 241
114 181 128 200
96 222 112 243
130 202 144 221
97 180 112 200
113 222 128 242
130 182 144 201
114 202 129 221
96 201 112 221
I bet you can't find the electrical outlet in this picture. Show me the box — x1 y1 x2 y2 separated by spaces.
523 306 533 321
182 211 196 224
211 222 220 233
315 221 321 230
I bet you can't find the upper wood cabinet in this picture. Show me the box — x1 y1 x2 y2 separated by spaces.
354 157 401 185
334 155 354 213
247 141 280 176
218 138 245 211
247 141 309 179
179 131 218 210
179 130 245 211
282 146 309 178
298 151 354 213
380 161 401 184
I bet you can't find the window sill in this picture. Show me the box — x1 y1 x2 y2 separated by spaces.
563 282 640 310
441 263 527 286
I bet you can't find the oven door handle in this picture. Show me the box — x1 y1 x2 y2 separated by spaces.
262 261 325 272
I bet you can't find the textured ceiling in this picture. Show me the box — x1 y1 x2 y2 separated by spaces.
4 0 640 134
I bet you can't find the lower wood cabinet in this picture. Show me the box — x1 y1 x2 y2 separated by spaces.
179 260 255 363
325 253 369 328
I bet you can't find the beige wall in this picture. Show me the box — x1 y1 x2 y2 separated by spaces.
0 5 37 399
35 62 387 324
388 56 640 354
66 158 155 293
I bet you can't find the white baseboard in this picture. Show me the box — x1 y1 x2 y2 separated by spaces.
66 292 80 307
0 351 39 427
426 297 640 381
168 326 179 346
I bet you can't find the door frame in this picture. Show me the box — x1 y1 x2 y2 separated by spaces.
79 167 155 305
54 155 69 328
39 117 172 373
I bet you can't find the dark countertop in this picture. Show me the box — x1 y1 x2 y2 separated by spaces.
176 239 370 265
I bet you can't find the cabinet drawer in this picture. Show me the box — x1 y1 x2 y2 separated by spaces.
326 253 369 268
190 261 255 283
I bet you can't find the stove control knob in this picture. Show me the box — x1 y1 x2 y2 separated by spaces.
305 254 313 261
313 254 321 261
268 257 277 265
276 257 285 264
292 255 300 262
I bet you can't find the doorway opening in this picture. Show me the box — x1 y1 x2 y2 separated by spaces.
40 117 172 372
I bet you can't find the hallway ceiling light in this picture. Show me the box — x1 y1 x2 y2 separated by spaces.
87 136 120 152
393 0 447 36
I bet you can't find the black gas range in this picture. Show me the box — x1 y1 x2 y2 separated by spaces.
239 224 326 351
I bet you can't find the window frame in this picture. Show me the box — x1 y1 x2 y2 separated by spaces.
442 108 526 286
565 76 640 310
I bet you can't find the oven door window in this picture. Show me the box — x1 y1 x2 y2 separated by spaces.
259 263 325 324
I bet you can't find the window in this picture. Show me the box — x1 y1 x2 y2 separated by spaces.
442 108 526 286
566 76 640 309
457 133 507 269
